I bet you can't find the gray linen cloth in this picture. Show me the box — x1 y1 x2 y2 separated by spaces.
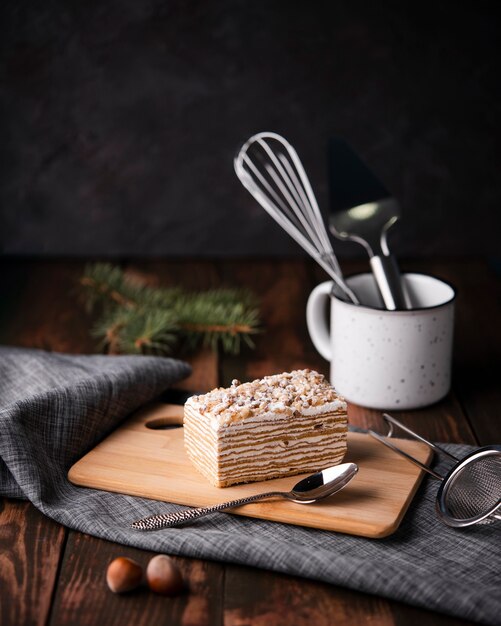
0 346 500 625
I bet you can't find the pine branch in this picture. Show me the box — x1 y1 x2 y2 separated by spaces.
80 263 182 313
80 263 261 356
92 307 179 355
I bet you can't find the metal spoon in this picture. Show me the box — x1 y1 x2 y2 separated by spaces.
330 198 412 310
327 137 411 310
131 462 359 531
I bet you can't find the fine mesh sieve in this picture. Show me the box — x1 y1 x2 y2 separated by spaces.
369 414 501 528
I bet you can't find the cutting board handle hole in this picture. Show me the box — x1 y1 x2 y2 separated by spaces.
145 418 183 430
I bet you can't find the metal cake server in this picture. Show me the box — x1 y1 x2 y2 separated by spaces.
131 462 359 530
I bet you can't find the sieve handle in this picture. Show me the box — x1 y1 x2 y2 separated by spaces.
368 429 444 480
382 414 459 461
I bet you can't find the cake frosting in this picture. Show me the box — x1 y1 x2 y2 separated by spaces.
184 369 348 487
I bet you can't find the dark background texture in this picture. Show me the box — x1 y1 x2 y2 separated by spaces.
1 0 500 257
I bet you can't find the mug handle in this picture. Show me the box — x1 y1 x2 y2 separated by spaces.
306 281 333 361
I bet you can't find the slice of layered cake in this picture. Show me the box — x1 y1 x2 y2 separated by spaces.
183 369 348 487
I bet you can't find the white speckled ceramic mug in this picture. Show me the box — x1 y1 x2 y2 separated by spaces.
307 273 456 410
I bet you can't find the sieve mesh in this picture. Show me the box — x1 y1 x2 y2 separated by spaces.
444 454 501 521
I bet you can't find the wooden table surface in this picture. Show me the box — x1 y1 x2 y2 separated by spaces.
1 257 499 626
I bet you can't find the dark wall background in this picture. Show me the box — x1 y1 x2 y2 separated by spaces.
1 0 500 257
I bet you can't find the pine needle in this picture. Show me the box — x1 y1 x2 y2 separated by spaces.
80 263 261 356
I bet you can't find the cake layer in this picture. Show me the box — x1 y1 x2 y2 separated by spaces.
188 370 346 426
185 408 346 465
184 443 347 487
185 413 346 469
184 370 348 487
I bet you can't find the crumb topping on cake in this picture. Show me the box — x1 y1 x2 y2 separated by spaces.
188 369 344 423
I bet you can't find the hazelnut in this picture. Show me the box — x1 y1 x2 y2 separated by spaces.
106 557 143 593
146 554 184 596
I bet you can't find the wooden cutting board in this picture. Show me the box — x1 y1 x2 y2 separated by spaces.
68 402 433 538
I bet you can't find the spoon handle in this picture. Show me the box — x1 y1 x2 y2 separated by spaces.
131 491 287 531
370 255 412 310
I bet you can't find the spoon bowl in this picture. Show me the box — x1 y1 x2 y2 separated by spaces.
131 462 359 531
289 462 359 502
330 199 411 310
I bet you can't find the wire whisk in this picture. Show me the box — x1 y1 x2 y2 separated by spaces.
234 132 359 304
